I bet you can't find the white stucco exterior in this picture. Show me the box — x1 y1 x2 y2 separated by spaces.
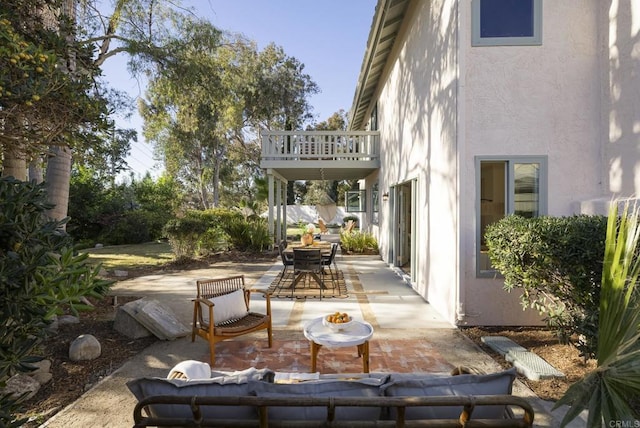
356 0 640 326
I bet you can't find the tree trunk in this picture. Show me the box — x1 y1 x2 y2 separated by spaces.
45 145 72 223
28 156 44 183
2 146 27 180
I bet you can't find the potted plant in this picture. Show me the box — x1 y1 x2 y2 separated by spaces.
300 223 316 246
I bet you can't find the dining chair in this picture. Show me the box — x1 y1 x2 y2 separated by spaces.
292 248 325 299
277 240 294 285
321 242 339 284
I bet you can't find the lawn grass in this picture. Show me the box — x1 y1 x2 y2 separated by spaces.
82 241 174 271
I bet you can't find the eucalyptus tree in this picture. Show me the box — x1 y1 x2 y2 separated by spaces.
0 0 113 183
142 30 319 209
303 110 350 206
240 43 319 205
2 0 206 225
140 26 238 209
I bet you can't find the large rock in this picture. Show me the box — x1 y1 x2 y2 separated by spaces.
114 301 153 339
114 298 189 340
28 359 53 385
4 374 40 401
134 299 190 340
69 334 102 361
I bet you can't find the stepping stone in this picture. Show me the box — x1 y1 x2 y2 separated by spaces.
506 350 565 381
481 336 527 356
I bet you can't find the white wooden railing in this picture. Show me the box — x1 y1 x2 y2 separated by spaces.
261 131 380 162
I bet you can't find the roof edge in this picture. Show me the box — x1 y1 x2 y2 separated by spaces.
347 0 391 131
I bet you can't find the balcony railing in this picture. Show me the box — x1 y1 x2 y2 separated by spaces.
261 130 380 162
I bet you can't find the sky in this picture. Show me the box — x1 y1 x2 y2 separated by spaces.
101 0 377 179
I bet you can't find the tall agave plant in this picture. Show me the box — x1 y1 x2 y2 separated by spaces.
555 202 640 426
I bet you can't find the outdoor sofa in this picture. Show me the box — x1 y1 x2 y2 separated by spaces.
127 366 534 427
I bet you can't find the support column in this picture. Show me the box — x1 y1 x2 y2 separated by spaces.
275 178 282 245
268 173 275 242
283 182 288 241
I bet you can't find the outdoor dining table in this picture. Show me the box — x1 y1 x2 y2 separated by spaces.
283 240 333 255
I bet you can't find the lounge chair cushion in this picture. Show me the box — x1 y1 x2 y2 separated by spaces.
250 380 383 421
381 368 517 420
208 289 248 325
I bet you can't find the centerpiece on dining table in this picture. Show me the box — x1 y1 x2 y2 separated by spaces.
300 222 317 246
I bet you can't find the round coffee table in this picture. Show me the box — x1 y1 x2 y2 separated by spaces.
303 316 374 373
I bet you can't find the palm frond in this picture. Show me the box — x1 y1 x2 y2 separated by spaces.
556 201 640 427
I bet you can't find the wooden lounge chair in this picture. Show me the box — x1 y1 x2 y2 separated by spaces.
191 275 272 365
343 219 355 234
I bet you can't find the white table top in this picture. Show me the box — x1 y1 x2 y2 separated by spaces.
303 316 374 348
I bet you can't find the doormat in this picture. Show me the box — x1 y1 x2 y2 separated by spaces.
267 269 348 299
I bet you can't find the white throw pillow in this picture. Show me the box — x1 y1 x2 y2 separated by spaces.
208 289 248 325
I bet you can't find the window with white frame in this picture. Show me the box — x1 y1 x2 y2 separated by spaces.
476 157 547 276
346 190 366 213
472 0 542 46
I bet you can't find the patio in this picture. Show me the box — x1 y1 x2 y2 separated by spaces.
41 253 570 427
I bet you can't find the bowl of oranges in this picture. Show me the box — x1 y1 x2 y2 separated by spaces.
323 312 353 331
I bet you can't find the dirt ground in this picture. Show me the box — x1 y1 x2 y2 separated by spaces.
460 326 597 401
16 295 157 426
15 252 597 425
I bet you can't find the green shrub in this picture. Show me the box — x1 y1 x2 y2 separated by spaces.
485 214 608 358
106 211 152 245
554 202 640 427
0 177 112 426
197 227 230 255
163 209 272 257
162 217 209 261
225 217 272 252
340 230 378 254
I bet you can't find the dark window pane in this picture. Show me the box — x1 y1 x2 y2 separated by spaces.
480 0 534 38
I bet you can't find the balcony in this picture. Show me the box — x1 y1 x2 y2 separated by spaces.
260 130 380 181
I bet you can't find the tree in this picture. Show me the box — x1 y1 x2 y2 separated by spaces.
302 110 350 206
0 1 112 173
142 31 319 209
0 0 137 225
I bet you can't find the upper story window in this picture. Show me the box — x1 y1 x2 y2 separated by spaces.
472 0 542 46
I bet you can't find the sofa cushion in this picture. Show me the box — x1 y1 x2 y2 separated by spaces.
127 368 273 420
208 289 248 325
381 368 517 420
250 380 383 421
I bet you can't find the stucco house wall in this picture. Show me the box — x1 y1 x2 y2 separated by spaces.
368 0 622 326
602 1 640 197
459 0 603 325
374 0 460 323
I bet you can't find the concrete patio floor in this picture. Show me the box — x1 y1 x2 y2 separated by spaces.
41 250 584 427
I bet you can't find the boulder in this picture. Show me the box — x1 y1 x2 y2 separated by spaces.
114 302 153 339
58 315 80 326
28 359 53 385
69 334 102 361
4 374 40 401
